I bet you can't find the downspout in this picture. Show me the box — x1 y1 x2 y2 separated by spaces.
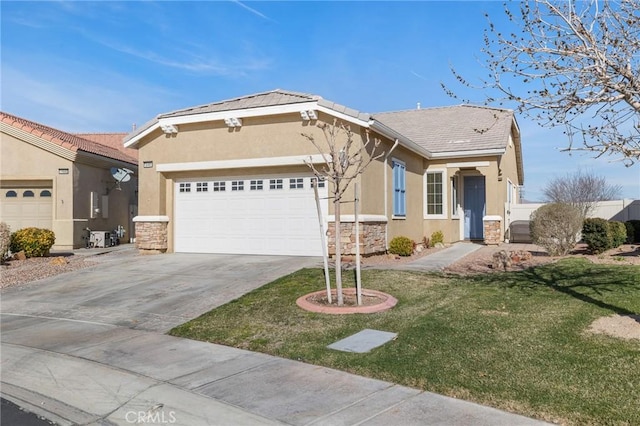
383 139 400 250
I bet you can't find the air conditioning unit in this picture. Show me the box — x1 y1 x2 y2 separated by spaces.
89 231 111 248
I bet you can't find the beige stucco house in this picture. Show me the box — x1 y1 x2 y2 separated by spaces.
0 112 138 250
124 89 524 256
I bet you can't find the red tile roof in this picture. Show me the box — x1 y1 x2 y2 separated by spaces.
75 133 138 160
0 112 137 165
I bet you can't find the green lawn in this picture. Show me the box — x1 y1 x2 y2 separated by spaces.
170 259 640 425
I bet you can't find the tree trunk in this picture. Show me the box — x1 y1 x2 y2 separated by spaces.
334 197 344 306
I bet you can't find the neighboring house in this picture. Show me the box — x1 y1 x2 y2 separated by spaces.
124 89 523 256
0 112 138 250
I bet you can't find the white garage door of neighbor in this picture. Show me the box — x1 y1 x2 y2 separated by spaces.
1 188 53 231
174 176 329 256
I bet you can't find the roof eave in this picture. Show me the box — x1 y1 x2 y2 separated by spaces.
430 148 507 159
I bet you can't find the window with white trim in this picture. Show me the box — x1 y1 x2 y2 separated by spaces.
289 178 304 189
179 183 191 193
231 180 244 191
425 170 446 218
250 180 263 190
196 182 208 192
269 179 283 190
392 160 406 217
213 181 225 192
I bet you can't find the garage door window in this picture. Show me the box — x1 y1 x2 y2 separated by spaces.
23 190 35 197
196 182 208 192
5 190 17 198
289 178 304 189
232 181 244 191
40 190 52 197
213 182 225 192
179 183 191 193
270 179 283 190
311 177 326 188
250 180 263 190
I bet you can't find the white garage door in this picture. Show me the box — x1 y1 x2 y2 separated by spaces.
1 188 53 232
174 175 328 256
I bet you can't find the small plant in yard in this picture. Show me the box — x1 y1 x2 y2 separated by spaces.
10 227 56 258
389 236 414 256
582 218 612 254
529 203 582 256
430 230 444 246
0 222 10 263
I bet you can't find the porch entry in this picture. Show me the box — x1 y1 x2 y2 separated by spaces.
463 176 486 240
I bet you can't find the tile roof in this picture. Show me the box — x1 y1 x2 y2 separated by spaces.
372 105 514 153
75 133 138 160
160 89 321 119
1 112 137 165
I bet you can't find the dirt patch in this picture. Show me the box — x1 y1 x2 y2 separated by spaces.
587 314 640 340
296 288 398 314
444 243 640 276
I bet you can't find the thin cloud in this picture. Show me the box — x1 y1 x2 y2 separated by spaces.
232 0 274 22
87 35 270 76
410 70 428 81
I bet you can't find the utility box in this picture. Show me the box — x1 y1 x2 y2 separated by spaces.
509 220 532 243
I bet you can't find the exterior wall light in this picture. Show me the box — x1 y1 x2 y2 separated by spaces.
224 117 242 127
300 110 317 121
160 124 178 134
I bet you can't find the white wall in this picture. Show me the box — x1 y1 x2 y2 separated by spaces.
507 199 640 224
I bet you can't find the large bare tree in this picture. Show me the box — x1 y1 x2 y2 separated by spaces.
303 120 382 306
542 170 622 218
445 0 640 165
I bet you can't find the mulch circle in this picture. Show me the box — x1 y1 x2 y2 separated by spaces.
296 288 397 314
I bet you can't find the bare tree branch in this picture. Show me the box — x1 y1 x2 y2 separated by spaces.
444 0 640 165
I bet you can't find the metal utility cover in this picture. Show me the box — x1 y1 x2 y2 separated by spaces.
327 329 397 353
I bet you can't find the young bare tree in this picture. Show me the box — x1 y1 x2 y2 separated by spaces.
302 120 382 306
542 170 622 218
445 0 640 165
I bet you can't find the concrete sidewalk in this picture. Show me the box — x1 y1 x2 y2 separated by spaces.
378 242 484 271
2 315 550 426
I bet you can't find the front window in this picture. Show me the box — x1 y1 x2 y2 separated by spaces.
451 176 459 217
426 171 444 216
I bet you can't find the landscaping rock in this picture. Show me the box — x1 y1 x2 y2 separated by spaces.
491 250 512 270
49 256 68 266
13 251 26 261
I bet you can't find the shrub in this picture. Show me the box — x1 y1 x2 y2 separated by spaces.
430 231 444 246
0 222 10 263
624 222 635 244
582 218 612 254
626 220 640 243
529 203 582 256
389 236 414 256
608 221 627 248
10 227 56 258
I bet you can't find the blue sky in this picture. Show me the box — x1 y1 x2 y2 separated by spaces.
2 1 638 201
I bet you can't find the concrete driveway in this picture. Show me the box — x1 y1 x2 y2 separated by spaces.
1 250 319 332
1 250 550 426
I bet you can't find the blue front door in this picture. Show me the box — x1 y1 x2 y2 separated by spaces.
464 176 486 240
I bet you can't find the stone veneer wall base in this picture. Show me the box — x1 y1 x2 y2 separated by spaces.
133 216 169 253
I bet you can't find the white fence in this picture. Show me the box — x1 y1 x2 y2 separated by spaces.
507 199 640 225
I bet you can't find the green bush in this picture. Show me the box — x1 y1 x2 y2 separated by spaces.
626 220 640 243
530 203 582 256
608 221 627 248
430 230 444 246
582 218 612 254
10 227 56 258
0 222 10 263
389 236 414 256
